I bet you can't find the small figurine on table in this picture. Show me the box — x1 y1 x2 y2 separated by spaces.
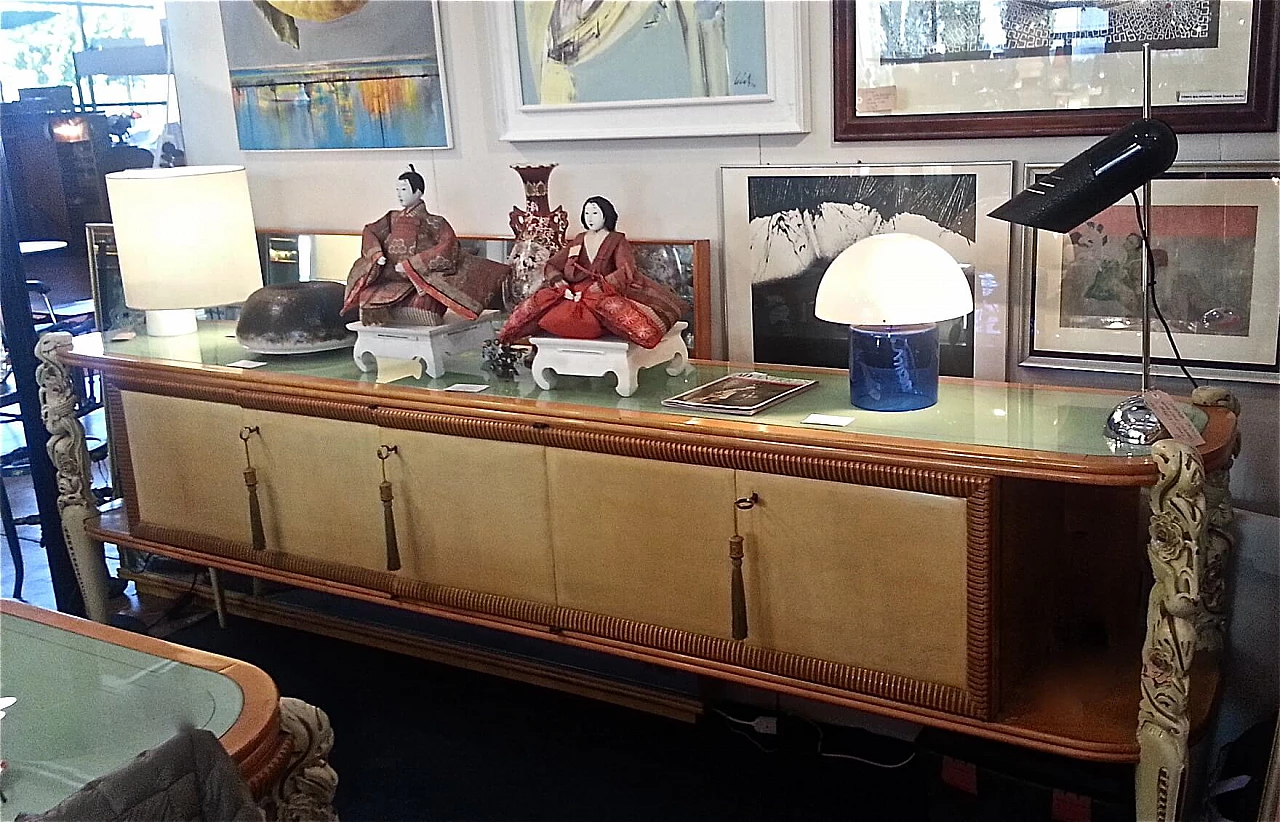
498 196 690 396
497 196 686 348
345 166 510 379
343 165 509 326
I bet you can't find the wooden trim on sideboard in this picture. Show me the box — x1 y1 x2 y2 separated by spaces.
101 509 987 721
91 511 1144 763
127 570 704 724
83 364 1236 486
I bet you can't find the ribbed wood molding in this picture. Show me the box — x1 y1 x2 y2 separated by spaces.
119 519 984 718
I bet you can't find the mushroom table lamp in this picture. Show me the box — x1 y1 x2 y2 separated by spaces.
815 233 974 412
105 166 263 336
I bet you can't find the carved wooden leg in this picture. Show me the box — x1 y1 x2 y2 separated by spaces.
1189 387 1241 653
34 332 110 623
262 696 339 822
1136 440 1206 822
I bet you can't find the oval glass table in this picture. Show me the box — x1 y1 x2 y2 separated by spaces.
0 600 334 820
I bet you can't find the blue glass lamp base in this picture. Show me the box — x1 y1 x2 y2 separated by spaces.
848 324 940 411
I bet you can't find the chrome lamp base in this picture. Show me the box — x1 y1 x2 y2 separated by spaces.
1105 395 1169 445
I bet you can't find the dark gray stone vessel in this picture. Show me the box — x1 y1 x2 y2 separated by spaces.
235 281 356 354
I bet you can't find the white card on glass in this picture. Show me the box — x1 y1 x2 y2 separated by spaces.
803 413 853 427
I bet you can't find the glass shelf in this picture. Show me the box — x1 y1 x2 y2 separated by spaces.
74 321 1207 459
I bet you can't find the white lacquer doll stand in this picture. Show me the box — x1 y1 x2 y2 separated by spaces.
350 314 499 379
530 322 689 397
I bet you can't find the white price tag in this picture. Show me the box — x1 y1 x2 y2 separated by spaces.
227 359 267 369
1143 390 1205 446
443 383 489 393
857 85 898 113
803 413 854 427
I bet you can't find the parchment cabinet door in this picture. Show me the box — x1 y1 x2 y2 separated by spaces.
120 392 245 543
248 410 386 572
547 449 738 638
735 471 972 690
385 430 556 605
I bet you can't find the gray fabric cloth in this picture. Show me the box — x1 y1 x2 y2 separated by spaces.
22 728 263 822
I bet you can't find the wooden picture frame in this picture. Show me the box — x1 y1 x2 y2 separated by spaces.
486 1 807 141
1017 162 1280 384
721 163 1013 380
833 0 1279 141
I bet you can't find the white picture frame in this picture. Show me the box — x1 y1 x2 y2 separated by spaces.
721 163 1014 381
487 1 808 141
219 0 453 151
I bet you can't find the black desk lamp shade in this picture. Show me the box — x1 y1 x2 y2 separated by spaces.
989 119 1178 232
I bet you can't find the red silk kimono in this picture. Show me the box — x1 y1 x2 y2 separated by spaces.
497 231 686 349
343 202 509 320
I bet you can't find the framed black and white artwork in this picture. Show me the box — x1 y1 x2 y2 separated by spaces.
721 163 1014 380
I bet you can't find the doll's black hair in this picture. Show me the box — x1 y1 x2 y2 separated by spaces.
398 164 425 195
581 196 618 232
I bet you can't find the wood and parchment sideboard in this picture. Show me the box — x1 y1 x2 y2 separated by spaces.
36 324 1240 822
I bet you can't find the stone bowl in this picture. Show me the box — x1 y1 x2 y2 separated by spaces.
235 280 355 354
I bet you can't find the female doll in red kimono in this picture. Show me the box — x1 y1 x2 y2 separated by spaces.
343 166 509 326
497 196 686 349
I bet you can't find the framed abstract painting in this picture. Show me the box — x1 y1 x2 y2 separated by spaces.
219 0 453 150
487 0 807 140
721 163 1014 380
833 0 1278 140
1020 162 1280 383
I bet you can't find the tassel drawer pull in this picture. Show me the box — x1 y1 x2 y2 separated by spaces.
378 445 401 572
729 534 747 641
240 426 265 551
728 493 756 641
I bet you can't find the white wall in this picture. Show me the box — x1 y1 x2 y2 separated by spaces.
166 0 1279 515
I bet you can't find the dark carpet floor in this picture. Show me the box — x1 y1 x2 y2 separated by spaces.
167 614 929 822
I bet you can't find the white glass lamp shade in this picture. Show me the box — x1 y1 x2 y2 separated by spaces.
814 233 973 327
106 166 263 317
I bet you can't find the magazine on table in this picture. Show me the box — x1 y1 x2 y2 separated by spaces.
662 372 818 416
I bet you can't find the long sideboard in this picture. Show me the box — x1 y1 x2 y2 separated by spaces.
37 325 1240 822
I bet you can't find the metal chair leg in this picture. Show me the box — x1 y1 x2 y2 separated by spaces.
0 475 23 600
208 566 228 628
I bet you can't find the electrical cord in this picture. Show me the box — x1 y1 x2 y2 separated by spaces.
142 568 200 634
713 708 916 767
790 713 916 769
1129 191 1200 389
712 708 777 753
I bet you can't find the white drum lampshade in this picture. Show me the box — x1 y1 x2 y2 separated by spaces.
106 166 263 336
815 233 974 412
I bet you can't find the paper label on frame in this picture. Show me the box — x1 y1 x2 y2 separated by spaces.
1176 91 1247 104
857 86 898 113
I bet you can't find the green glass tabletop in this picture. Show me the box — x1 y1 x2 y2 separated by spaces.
79 322 1206 458
0 613 244 819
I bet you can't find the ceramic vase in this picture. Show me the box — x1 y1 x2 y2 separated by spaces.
504 164 570 311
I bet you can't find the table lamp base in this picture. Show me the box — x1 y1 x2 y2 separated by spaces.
144 308 198 337
1105 395 1169 445
848 324 939 412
